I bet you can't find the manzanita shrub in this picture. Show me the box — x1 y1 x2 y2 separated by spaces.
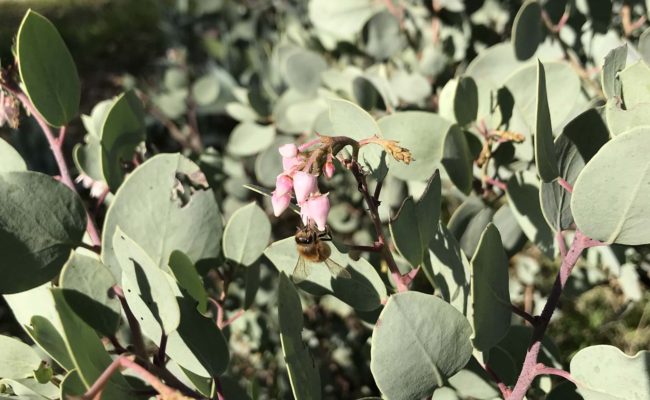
0 1 649 400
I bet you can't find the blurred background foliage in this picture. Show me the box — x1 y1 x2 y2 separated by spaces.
0 0 649 399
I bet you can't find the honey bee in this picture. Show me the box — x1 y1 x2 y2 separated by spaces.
293 225 352 283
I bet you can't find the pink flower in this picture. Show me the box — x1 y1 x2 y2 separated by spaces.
279 144 298 158
282 156 302 172
293 171 317 204
300 193 330 231
272 191 291 216
324 154 335 179
275 174 293 196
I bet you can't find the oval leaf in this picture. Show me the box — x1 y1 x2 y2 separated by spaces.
17 10 80 126
100 90 146 191
572 127 650 244
0 335 42 379
113 227 181 334
102 153 223 279
0 138 27 172
470 224 511 352
0 171 86 294
512 1 542 60
570 345 650 400
223 202 271 266
60 252 121 337
370 292 473 400
264 237 387 311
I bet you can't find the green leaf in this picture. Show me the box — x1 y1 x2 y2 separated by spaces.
504 62 580 159
459 208 495 258
59 252 120 337
113 227 181 334
570 345 649 400
165 295 230 377
535 60 560 182
423 222 471 314
380 111 453 181
439 77 478 126
370 292 473 400
601 45 627 99
0 138 27 172
278 273 322 400
365 11 402 60
3 284 73 370
538 107 608 232
605 98 650 136
0 378 58 399
572 127 650 244
0 335 42 379
447 357 500 399
168 250 208 314
639 27 650 66
255 136 293 187
507 171 554 258
226 122 276 157
264 238 387 311
308 0 382 39
16 10 80 126
102 153 223 279
618 61 650 108
283 49 327 95
390 171 441 267
469 224 511 352
51 289 134 399
540 134 581 232
512 1 542 60
0 171 86 294
59 370 86 399
223 202 271 266
192 73 220 106
100 90 146 191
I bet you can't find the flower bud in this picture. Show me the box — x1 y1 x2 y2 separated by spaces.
275 174 293 196
279 143 298 158
271 191 291 216
293 171 317 204
324 155 335 179
301 193 330 231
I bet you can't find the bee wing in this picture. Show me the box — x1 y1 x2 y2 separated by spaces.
292 256 313 283
324 258 351 279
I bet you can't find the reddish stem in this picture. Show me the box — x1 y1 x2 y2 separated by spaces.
535 364 576 384
484 363 511 398
508 230 604 399
485 176 507 191
557 178 573 193
82 355 179 400
220 309 244 329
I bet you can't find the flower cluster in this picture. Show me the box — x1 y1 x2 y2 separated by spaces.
272 143 332 231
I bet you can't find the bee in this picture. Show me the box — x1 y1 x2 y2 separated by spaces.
293 225 352 283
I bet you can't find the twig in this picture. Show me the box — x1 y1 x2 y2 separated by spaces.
220 309 245 329
511 304 537 326
81 355 181 400
557 178 573 193
107 335 127 354
484 363 511 399
76 242 102 254
349 161 410 292
556 230 567 258
348 243 383 253
507 230 605 400
535 364 576 384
